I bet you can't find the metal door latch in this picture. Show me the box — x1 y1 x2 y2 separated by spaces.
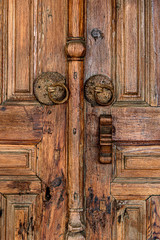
34 72 69 105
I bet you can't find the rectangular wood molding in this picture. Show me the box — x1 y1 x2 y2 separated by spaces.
0 145 37 176
113 145 160 178
112 199 146 240
1 0 41 104
114 0 158 105
0 194 42 239
99 115 112 164
112 196 160 240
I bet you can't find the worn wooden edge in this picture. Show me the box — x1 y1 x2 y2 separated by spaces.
66 0 86 239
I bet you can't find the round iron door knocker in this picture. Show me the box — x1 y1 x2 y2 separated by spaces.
34 72 69 105
84 74 115 106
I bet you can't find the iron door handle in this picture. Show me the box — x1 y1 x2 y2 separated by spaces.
34 72 69 105
84 74 115 106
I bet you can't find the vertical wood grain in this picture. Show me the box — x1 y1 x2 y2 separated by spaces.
41 0 67 73
15 0 31 93
7 0 37 101
124 208 141 240
0 0 3 104
66 0 85 239
85 0 112 239
68 0 84 38
150 0 160 106
85 0 112 80
112 200 146 240
85 106 112 240
37 0 68 239
123 0 139 94
38 106 67 240
15 208 28 240
0 194 6 239
1 0 160 239
116 0 145 102
147 196 160 240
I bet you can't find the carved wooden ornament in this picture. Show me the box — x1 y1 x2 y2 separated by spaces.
99 115 112 164
66 0 86 239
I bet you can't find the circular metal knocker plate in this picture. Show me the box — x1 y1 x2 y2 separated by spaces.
84 75 115 106
34 72 68 105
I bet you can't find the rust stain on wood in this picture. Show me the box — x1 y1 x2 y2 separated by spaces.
91 28 104 41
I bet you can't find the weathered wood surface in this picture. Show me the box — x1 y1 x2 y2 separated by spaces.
99 115 112 164
113 145 160 178
85 0 160 240
0 0 160 239
66 0 85 239
147 196 160 240
112 108 160 141
84 0 112 239
0 0 68 239
37 0 68 238
112 199 146 240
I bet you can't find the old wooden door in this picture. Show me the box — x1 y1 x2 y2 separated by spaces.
0 0 160 239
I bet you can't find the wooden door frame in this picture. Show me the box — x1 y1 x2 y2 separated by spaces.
66 0 86 239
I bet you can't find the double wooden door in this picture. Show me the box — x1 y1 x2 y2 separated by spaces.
0 0 160 239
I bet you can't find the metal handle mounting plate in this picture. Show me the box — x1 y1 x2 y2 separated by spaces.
33 72 69 105
84 74 115 106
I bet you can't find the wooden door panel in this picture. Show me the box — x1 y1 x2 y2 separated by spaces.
113 145 160 178
147 196 160 240
0 145 37 176
116 0 146 103
85 0 112 238
0 0 68 239
5 194 42 240
113 0 157 106
0 106 43 143
111 177 160 197
0 0 160 238
85 0 160 239
0 176 41 194
3 0 39 103
0 179 41 239
0 194 6 240
112 200 146 240
112 108 160 141
114 0 160 106
112 196 160 240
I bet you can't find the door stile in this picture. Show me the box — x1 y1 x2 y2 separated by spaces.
66 0 86 239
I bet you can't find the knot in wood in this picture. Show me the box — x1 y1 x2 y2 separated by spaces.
66 39 86 60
